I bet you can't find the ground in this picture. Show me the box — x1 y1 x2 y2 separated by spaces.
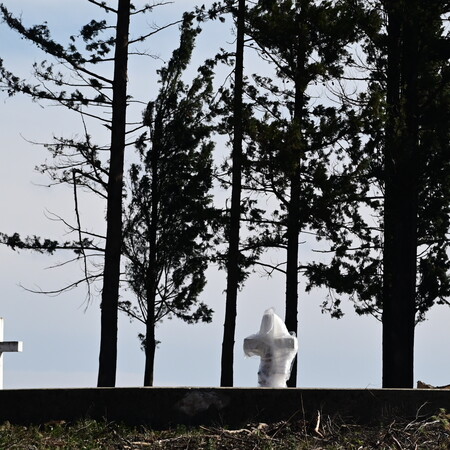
1 410 450 449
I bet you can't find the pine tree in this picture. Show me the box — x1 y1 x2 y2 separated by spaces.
220 0 246 388
381 0 450 387
243 0 364 386
0 0 177 386
305 0 450 388
121 14 217 386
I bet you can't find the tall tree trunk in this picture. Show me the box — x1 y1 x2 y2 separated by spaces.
97 0 130 387
143 247 158 386
285 0 309 388
285 165 300 387
382 0 419 388
143 114 162 387
144 295 156 386
220 0 245 387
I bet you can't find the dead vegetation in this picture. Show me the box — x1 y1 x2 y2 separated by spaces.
417 381 450 390
1 410 450 449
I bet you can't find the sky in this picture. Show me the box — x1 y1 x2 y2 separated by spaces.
0 0 449 390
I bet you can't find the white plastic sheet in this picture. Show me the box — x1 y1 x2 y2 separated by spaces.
243 308 298 387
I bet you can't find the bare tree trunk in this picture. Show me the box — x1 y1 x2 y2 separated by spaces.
97 0 130 387
221 0 245 388
285 165 300 387
143 123 161 387
144 300 156 386
285 0 309 388
382 0 419 388
143 220 157 387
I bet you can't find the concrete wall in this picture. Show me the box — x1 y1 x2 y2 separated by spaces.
0 387 449 427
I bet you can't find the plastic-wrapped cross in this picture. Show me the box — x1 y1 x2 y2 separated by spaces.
244 308 298 388
0 318 23 389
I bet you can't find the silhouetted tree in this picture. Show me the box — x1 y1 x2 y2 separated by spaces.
121 14 216 385
0 0 178 386
243 0 365 386
305 0 450 388
220 0 246 388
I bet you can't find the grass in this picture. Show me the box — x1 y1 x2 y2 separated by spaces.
1 410 450 449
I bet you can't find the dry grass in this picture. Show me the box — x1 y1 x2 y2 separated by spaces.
1 409 450 449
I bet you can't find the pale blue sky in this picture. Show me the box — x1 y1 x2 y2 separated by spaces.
0 0 449 390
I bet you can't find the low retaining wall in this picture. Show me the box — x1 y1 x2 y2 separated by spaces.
0 387 449 427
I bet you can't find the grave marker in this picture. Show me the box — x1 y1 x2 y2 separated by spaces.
0 317 23 389
244 308 298 387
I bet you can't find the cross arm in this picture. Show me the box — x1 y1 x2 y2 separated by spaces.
0 341 23 352
244 335 296 357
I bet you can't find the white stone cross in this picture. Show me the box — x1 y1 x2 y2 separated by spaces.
0 318 23 389
244 308 298 388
